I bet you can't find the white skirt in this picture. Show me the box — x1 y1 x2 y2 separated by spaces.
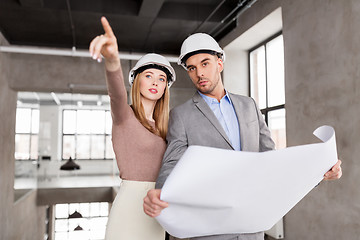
105 180 165 240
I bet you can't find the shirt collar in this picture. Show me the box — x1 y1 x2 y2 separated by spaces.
198 90 232 105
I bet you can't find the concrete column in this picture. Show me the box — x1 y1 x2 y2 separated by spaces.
281 0 360 239
221 0 360 239
0 32 46 240
0 31 17 240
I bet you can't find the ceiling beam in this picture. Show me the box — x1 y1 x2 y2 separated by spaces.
19 0 44 8
139 0 165 18
0 45 178 62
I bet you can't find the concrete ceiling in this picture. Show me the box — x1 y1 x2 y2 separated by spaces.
0 0 252 55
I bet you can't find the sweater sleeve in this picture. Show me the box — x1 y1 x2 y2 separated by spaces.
105 66 132 125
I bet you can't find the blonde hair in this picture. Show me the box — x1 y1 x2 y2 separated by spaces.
131 73 170 140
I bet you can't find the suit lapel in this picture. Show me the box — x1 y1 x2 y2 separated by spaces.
193 92 233 149
229 93 249 151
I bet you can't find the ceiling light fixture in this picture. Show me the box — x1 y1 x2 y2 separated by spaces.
69 210 83 219
60 157 80 171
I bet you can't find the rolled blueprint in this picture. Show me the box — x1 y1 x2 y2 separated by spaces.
156 125 338 238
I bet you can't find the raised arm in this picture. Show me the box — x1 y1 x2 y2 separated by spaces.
89 17 130 124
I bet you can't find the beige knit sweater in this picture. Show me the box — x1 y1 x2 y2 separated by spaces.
106 68 166 182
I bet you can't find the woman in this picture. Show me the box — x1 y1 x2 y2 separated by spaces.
89 17 175 240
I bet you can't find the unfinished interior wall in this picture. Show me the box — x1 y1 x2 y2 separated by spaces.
221 0 360 239
0 33 46 240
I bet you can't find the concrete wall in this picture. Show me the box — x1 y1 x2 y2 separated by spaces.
0 33 46 240
0 31 16 240
282 0 360 239
222 0 360 239
11 190 47 240
6 51 194 96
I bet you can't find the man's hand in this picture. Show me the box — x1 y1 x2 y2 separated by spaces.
324 159 342 180
143 189 169 218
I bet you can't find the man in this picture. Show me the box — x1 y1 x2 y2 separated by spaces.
144 33 342 240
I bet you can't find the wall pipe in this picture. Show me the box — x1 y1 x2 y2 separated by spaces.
0 45 179 62
212 0 258 38
209 0 248 36
192 0 227 34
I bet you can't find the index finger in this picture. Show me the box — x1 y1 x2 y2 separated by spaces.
101 16 115 37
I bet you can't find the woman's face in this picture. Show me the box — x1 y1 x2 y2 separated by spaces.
138 68 168 102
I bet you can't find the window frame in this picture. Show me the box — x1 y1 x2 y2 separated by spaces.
61 109 113 161
15 107 40 161
249 32 286 149
54 202 109 240
248 31 284 121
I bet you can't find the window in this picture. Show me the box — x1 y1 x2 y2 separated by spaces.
15 107 40 160
249 34 286 149
62 109 114 160
54 202 109 240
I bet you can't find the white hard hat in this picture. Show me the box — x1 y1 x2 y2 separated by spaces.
177 33 225 69
129 53 176 87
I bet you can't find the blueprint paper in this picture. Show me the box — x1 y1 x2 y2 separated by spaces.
156 126 338 238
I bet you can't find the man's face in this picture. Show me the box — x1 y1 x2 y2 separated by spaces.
185 53 224 95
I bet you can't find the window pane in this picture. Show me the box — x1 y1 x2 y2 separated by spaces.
91 135 105 159
63 136 75 159
77 135 90 159
90 217 107 227
31 109 40 134
69 229 89 240
105 111 112 134
90 228 106 240
55 202 108 240
69 203 81 216
54 232 68 240
105 136 115 159
16 108 32 133
268 109 286 149
30 135 38 160
80 203 90 218
250 46 267 109
56 204 69 218
69 218 88 231
91 110 105 134
55 219 69 232
266 35 285 107
90 202 100 217
15 134 30 159
77 110 92 134
89 217 107 240
100 202 109 217
63 110 76 134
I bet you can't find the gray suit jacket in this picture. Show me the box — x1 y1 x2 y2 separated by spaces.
156 92 275 240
